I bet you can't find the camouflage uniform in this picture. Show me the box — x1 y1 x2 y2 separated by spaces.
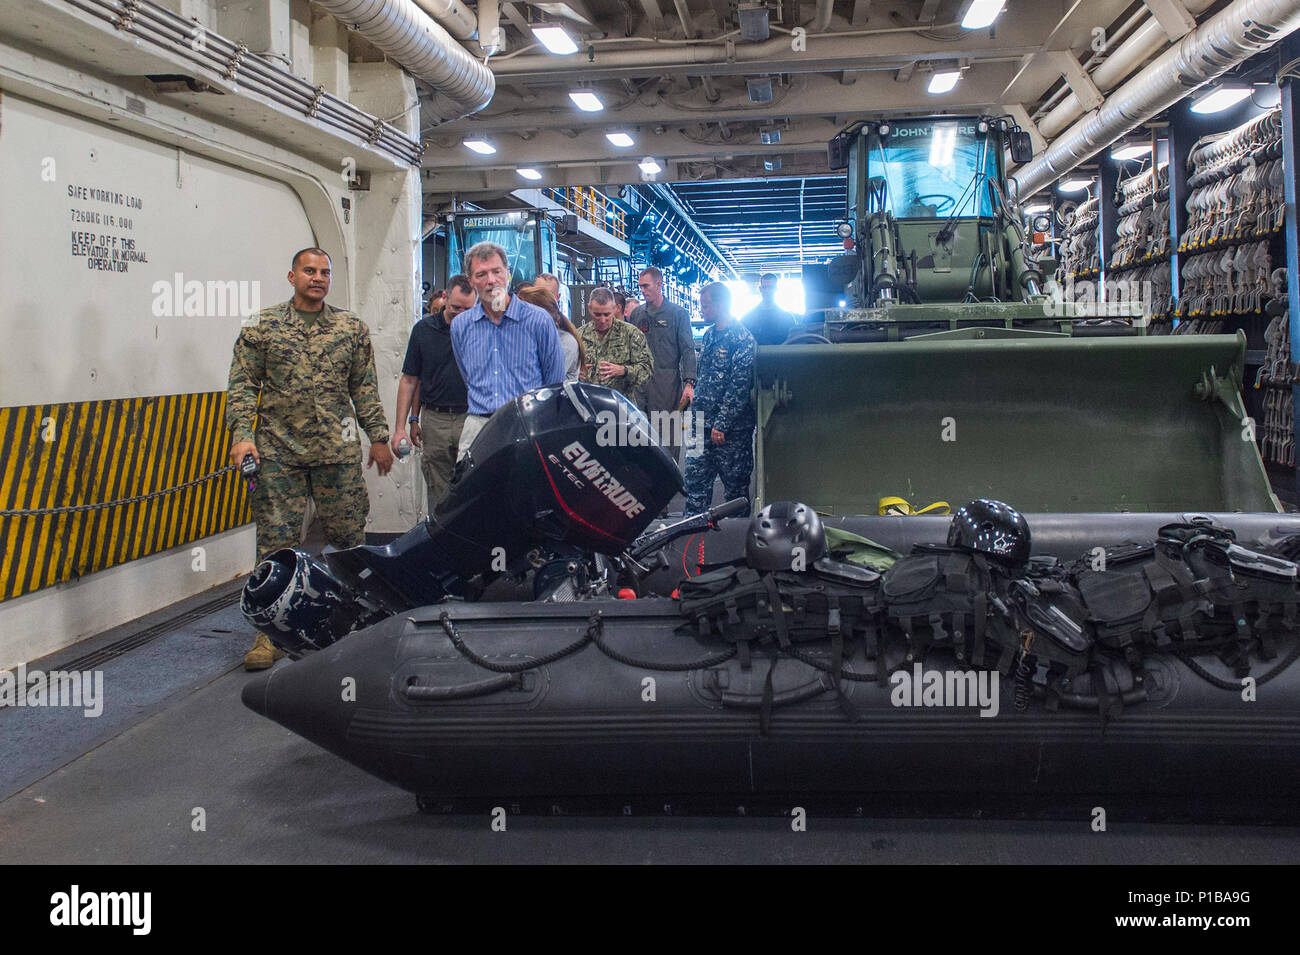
227 301 390 561
682 321 756 516
577 319 654 399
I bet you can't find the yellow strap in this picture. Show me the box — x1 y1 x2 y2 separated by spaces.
878 496 951 516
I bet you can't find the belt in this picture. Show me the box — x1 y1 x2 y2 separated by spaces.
424 404 468 415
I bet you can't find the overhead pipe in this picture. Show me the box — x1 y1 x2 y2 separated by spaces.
1014 0 1300 198
1037 0 1218 138
309 0 495 119
411 0 478 40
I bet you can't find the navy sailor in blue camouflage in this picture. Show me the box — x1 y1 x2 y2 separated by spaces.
682 282 757 516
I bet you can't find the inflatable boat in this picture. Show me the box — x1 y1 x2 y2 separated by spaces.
240 383 1300 814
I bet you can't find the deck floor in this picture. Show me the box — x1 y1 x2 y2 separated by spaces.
3 581 1300 864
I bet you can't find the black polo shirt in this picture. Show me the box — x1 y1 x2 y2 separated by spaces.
402 312 468 410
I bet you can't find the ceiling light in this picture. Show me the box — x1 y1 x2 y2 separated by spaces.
763 157 782 171
1023 203 1049 214
606 131 635 147
533 25 579 55
928 70 961 94
569 90 604 112
1111 143 1152 161
517 167 543 180
639 157 662 175
961 0 1005 30
760 126 781 145
1059 177 1093 193
746 77 773 104
1191 86 1252 114
462 139 496 155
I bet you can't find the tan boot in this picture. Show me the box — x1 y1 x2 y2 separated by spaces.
244 633 287 671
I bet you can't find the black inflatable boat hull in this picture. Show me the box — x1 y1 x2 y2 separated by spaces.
243 598 1300 803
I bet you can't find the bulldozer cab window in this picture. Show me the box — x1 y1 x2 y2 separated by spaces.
868 121 998 219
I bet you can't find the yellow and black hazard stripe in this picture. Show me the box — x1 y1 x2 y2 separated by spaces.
0 392 249 602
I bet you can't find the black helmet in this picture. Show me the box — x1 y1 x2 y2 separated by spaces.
746 501 826 572
947 499 1031 565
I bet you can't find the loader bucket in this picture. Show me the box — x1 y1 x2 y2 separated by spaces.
753 331 1280 516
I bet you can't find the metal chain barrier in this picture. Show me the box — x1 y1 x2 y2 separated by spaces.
0 464 238 517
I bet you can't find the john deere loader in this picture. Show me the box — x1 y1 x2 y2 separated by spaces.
757 115 1279 516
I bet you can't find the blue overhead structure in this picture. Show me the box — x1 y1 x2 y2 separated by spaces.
668 176 847 275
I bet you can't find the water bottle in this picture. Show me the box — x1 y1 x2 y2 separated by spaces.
396 437 412 458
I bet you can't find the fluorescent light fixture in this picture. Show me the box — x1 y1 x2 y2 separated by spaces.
639 157 662 175
517 167 543 180
532 25 578 55
928 70 961 94
606 131 635 147
961 0 1005 29
1058 177 1093 193
1023 203 1049 214
929 123 958 167
1191 86 1252 114
569 90 604 112
1111 143 1152 161
462 139 496 155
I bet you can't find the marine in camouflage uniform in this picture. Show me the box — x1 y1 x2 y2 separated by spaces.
577 290 653 399
227 249 391 669
227 299 391 560
682 283 756 517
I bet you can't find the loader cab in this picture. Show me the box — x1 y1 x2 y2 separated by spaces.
840 117 1017 304
445 208 559 290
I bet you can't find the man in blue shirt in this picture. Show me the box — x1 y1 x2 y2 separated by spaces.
451 241 567 459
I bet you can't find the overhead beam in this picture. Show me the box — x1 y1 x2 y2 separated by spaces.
489 5 1062 81
1002 102 1047 153
636 0 666 32
672 0 695 37
425 121 837 169
1051 49 1104 111
850 0 870 28
1141 0 1196 42
422 152 837 197
443 65 1018 132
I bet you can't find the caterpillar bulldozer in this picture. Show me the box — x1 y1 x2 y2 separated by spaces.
757 115 1278 516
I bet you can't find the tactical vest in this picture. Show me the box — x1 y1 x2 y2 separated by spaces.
881 545 1093 678
1069 522 1300 677
677 558 883 674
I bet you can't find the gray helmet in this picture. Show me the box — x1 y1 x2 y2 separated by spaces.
746 501 826 571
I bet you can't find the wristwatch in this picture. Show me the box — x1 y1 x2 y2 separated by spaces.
683 378 696 385
408 416 420 423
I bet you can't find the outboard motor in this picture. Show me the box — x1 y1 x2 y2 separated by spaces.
241 382 682 652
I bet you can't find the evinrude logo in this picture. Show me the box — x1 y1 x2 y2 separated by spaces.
889 664 999 718
0 665 103 718
49 886 151 935
561 442 645 518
